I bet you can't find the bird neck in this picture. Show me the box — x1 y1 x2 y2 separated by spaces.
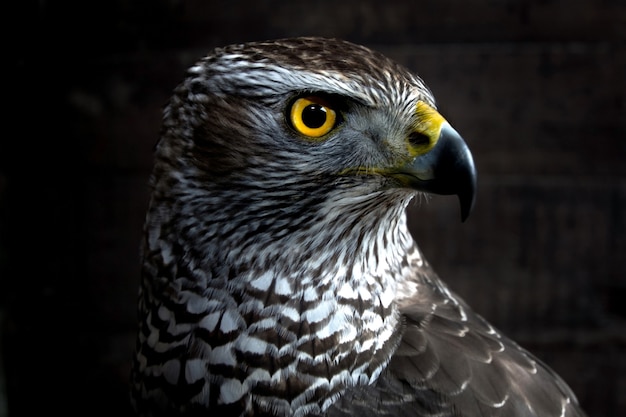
139 181 417 415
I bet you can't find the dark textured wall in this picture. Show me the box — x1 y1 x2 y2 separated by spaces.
2 1 625 416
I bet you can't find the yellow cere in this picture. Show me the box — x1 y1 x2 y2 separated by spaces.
410 100 447 156
290 96 337 139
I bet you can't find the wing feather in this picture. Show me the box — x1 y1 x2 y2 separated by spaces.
325 256 586 417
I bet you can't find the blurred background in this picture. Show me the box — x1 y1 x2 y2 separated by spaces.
2 1 625 416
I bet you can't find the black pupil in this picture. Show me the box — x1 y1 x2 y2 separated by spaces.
302 104 327 128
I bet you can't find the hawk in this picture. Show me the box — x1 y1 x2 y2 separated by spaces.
131 37 586 417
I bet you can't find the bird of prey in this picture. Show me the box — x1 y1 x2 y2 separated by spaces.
131 37 586 417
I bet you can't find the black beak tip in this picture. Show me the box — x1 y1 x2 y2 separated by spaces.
459 191 475 222
458 167 477 222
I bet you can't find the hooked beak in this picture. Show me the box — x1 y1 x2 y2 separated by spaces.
389 101 477 221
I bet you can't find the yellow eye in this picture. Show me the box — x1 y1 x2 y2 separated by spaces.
289 96 337 138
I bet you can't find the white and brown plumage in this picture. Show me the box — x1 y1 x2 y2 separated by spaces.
131 37 586 417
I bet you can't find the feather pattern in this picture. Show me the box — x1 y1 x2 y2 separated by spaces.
323 255 585 417
131 37 586 417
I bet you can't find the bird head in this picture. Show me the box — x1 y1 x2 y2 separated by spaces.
154 38 476 229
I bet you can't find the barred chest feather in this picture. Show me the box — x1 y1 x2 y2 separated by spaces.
132 187 419 417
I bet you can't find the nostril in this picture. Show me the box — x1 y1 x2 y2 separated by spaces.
408 131 432 148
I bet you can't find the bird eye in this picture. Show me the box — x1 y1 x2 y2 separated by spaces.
289 96 337 139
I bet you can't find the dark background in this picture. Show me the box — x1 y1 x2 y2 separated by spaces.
2 1 625 416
